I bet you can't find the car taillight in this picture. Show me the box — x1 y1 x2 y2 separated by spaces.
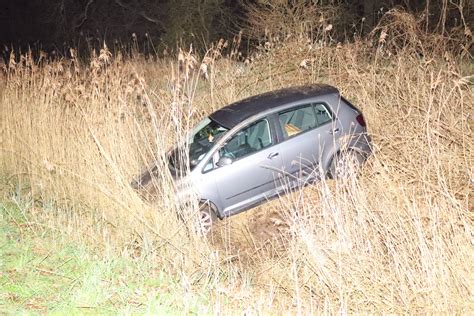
356 114 366 127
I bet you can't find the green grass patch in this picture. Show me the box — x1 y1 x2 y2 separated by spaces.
0 190 209 314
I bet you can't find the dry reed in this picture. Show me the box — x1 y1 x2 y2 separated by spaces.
0 23 472 313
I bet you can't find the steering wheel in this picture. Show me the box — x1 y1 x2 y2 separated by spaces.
221 147 235 159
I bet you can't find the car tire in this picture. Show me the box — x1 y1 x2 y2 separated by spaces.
329 150 365 179
197 201 218 235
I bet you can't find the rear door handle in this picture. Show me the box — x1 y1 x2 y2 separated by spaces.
329 128 340 135
267 152 279 159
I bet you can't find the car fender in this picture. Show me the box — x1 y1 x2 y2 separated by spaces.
198 193 224 219
323 133 371 171
190 174 226 219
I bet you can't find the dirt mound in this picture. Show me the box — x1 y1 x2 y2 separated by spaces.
207 197 298 263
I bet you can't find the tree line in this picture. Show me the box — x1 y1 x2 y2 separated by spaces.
1 0 472 54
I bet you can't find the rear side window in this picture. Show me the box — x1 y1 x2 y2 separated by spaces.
314 103 332 126
278 104 317 139
278 103 333 140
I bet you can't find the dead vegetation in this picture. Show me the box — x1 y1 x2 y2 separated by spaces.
0 9 473 313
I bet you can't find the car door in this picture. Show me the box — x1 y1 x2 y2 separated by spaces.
210 118 283 216
276 103 340 188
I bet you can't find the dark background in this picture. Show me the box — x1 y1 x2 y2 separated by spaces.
0 0 472 55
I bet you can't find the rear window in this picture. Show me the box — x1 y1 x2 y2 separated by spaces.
341 96 361 113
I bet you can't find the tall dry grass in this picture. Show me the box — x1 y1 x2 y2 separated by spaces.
0 26 472 312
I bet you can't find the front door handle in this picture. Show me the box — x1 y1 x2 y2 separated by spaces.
267 152 279 159
329 128 340 135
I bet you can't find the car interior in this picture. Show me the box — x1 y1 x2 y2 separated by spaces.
220 119 272 160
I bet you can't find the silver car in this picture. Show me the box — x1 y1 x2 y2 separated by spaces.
133 84 371 232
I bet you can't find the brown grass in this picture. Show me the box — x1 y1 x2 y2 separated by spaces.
0 24 473 313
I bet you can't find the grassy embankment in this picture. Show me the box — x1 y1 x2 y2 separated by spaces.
1 18 473 313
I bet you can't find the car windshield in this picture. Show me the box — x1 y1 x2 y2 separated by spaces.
169 117 228 173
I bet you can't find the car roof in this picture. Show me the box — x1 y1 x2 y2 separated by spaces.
209 84 339 129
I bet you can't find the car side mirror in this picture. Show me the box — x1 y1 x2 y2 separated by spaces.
216 156 233 167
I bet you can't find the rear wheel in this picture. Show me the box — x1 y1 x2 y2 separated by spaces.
329 150 364 179
197 201 218 235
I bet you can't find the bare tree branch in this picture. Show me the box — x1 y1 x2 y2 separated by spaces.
76 0 95 30
114 0 163 27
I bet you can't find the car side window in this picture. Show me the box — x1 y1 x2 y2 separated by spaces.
278 104 317 139
314 103 332 126
219 119 272 161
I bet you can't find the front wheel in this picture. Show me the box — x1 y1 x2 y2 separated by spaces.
329 150 365 179
196 201 218 235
